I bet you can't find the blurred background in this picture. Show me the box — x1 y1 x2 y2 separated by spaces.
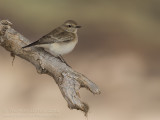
0 0 160 120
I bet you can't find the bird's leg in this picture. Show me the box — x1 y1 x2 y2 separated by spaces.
57 55 71 67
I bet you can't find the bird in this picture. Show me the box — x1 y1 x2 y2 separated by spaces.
22 20 81 66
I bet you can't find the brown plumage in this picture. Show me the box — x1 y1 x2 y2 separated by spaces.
22 20 81 66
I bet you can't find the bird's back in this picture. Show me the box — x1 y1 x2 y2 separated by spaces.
38 27 76 44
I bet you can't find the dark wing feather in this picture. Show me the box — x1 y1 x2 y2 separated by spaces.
22 27 75 48
22 36 57 48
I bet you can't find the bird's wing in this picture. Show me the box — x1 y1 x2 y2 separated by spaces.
22 29 75 48
39 31 75 44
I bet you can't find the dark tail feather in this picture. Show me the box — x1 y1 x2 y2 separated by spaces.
22 41 39 48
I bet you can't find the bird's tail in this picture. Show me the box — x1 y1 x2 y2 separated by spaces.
22 41 39 48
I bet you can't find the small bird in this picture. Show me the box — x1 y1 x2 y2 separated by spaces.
22 20 81 66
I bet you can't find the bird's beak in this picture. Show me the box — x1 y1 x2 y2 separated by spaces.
75 25 81 28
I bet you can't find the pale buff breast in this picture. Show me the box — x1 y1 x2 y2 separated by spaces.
47 39 78 56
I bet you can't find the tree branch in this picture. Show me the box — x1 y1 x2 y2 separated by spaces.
0 20 100 115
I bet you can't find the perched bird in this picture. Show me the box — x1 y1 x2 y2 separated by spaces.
22 20 81 66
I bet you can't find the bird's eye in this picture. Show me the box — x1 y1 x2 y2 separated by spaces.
68 25 72 28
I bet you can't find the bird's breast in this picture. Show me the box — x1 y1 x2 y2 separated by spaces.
48 39 78 56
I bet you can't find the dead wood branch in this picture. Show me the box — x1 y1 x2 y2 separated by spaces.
0 20 101 115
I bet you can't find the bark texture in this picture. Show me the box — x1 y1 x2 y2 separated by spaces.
0 20 100 115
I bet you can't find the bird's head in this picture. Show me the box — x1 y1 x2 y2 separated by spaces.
61 20 81 33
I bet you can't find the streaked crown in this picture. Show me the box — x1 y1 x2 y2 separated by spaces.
64 20 78 25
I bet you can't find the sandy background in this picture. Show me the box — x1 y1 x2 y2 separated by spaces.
0 0 160 120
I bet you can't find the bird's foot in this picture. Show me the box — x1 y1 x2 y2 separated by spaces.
57 55 71 68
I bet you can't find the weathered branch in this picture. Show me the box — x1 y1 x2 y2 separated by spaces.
0 20 100 115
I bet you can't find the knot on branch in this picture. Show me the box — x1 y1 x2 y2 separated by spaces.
0 20 12 36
